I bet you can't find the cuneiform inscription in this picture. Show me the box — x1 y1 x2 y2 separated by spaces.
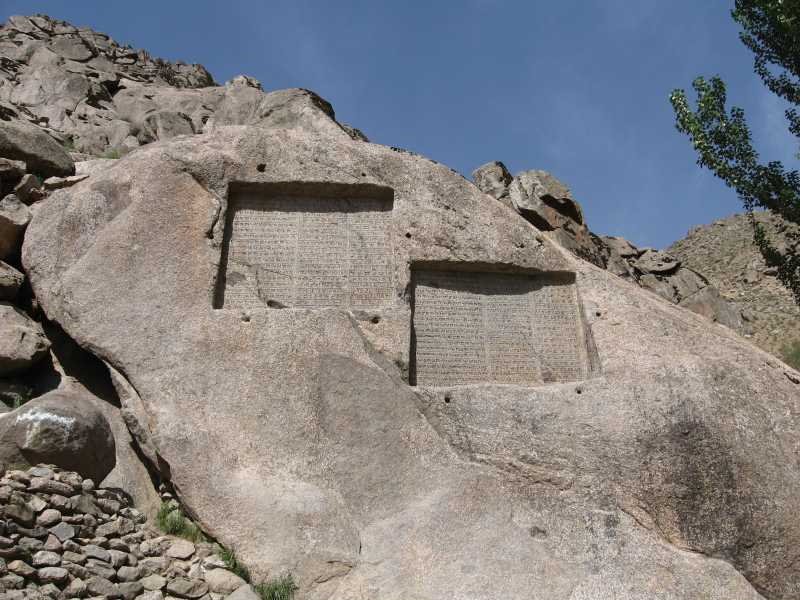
412 270 585 386
220 193 393 309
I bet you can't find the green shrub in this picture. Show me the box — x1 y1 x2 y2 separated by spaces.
155 502 205 543
254 575 297 600
101 147 121 159
782 340 800 370
218 545 250 581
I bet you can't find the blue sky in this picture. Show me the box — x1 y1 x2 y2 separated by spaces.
3 1 795 248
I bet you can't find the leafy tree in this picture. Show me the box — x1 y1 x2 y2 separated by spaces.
670 0 800 304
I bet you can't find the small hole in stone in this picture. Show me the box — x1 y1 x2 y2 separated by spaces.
241 313 251 322
405 232 412 239
256 163 266 172
595 311 602 317
370 316 381 324
575 387 583 395
361 172 367 177
444 394 451 404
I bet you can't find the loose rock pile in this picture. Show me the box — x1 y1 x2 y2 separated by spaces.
0 465 258 600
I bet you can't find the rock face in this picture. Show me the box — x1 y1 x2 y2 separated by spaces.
669 211 800 359
0 387 115 482
0 14 367 158
473 161 746 332
21 106 800 600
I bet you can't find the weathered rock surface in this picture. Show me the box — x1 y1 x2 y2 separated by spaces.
0 14 367 158
0 194 30 260
0 260 23 300
20 111 800 600
669 211 800 358
0 119 73 178
473 161 746 331
0 303 49 375
0 386 115 481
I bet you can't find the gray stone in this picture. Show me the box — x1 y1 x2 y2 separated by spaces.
29 477 73 495
83 545 111 563
0 194 30 260
31 550 60 567
36 566 68 584
63 577 87 597
203 568 245 594
472 160 512 203
225 584 261 600
0 303 49 376
0 120 74 178
140 573 167 590
7 559 34 578
49 522 75 542
12 174 43 204
0 387 116 483
166 577 208 599
42 535 61 553
42 173 89 191
165 539 195 560
86 576 117 597
116 564 141 581
118 580 144 600
632 248 681 274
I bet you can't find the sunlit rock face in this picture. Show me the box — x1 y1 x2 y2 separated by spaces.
22 91 800 600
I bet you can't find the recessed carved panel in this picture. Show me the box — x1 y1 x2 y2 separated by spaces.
216 186 393 309
411 270 587 386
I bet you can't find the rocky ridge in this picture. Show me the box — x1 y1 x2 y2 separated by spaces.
472 161 746 332
668 211 800 359
0 463 263 600
0 14 365 159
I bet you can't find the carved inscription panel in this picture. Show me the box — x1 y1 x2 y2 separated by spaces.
219 193 393 309
412 270 586 386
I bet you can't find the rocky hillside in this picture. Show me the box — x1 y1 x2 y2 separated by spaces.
0 14 364 160
668 211 800 360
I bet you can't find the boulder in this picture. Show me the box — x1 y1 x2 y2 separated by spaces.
0 260 23 300
0 303 49 376
0 386 115 482
472 160 513 204
0 120 74 178
0 158 26 192
509 169 584 228
12 173 44 204
20 120 800 599
0 194 30 260
633 248 681 275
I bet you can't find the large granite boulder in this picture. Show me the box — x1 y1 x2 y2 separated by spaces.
0 302 50 375
21 116 800 599
0 386 116 482
0 119 74 178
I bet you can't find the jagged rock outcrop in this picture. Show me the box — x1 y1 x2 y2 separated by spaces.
669 211 800 358
0 14 366 158
20 90 800 599
473 161 745 331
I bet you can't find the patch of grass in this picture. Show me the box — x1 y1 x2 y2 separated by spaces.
219 545 250 581
101 147 121 159
781 340 800 370
155 502 205 543
216 546 296 600
61 138 75 152
254 575 297 600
